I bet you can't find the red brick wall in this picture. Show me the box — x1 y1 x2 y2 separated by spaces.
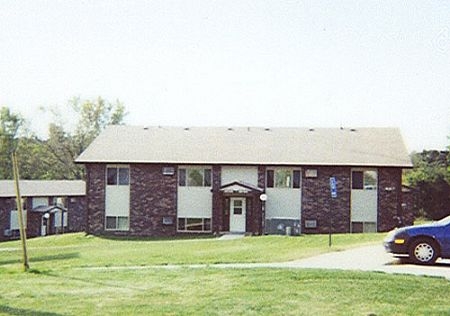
85 163 178 237
301 166 351 234
85 163 106 235
0 198 16 241
67 196 87 233
377 167 403 232
211 165 222 233
84 163 406 237
129 164 177 236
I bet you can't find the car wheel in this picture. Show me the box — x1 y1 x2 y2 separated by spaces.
409 239 438 265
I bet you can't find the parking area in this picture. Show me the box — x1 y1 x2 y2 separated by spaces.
265 244 450 280
187 244 450 280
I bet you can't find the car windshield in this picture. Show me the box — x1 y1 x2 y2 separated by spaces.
437 215 450 225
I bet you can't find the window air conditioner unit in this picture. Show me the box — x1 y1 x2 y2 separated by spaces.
162 167 175 176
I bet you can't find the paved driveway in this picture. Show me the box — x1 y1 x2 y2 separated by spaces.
278 245 450 280
208 245 450 280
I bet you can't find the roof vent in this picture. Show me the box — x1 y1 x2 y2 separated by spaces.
264 128 271 131
350 128 357 132
143 126 149 130
309 128 315 132
184 127 190 131
228 127 234 131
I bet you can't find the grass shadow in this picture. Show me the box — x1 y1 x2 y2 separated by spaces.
29 252 79 263
0 305 64 316
0 253 79 266
96 233 214 242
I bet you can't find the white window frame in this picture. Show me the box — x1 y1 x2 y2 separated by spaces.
105 164 130 231
105 216 129 231
266 168 301 189
106 165 130 186
351 169 378 191
178 166 212 187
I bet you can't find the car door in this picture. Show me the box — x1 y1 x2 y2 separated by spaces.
438 224 450 258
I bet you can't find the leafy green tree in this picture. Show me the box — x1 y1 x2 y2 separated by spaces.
15 136 63 180
0 107 25 179
406 150 450 220
44 97 127 179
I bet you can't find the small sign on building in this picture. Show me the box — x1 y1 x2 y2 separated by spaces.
330 177 337 198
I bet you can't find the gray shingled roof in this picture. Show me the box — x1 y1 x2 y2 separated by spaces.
0 180 86 198
75 125 412 167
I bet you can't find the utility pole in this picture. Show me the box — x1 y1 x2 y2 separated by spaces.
11 151 29 272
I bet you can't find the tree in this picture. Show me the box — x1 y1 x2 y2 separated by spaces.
15 136 63 180
44 97 127 179
406 150 450 220
0 107 25 179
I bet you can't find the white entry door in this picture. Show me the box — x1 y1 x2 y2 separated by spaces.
230 197 246 233
41 216 47 236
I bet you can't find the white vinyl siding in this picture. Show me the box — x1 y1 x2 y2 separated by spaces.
10 210 27 230
221 166 258 186
105 165 130 231
351 169 378 232
265 168 301 220
177 165 212 224
351 190 378 222
265 189 301 219
54 211 68 228
105 186 130 217
177 187 212 218
32 197 48 208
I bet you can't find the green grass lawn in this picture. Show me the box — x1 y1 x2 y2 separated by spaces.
0 233 449 315
0 232 383 269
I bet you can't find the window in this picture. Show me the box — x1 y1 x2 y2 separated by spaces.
266 169 301 188
10 210 27 230
352 170 377 190
266 170 274 188
107 166 130 186
351 221 377 233
275 169 292 188
50 197 66 207
54 211 68 228
178 167 212 187
293 170 301 188
106 165 130 231
106 216 129 230
177 218 211 232
233 200 243 215
32 197 48 208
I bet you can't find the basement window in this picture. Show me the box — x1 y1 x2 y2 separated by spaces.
105 216 129 231
177 218 211 232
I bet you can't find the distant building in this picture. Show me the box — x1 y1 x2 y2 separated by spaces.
76 126 413 237
0 180 86 241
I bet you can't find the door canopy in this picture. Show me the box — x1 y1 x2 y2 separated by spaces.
219 181 264 194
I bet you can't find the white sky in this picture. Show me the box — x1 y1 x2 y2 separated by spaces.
1 1 449 152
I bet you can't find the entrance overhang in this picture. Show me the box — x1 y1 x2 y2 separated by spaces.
219 181 264 195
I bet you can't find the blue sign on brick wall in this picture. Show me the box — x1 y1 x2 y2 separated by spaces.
330 177 337 198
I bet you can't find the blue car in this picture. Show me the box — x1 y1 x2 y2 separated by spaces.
384 215 450 265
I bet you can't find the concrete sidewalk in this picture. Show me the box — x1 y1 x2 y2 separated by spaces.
83 245 450 280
